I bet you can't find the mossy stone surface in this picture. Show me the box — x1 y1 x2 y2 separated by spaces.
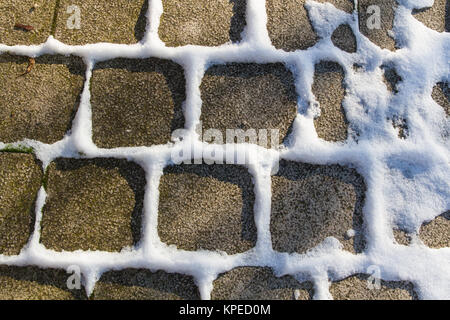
211 267 313 300
0 54 84 144
91 58 185 148
271 160 366 254
40 158 145 252
0 153 42 255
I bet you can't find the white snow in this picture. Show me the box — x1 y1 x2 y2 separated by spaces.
0 0 449 300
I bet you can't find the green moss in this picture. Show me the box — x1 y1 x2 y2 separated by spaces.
1 144 34 154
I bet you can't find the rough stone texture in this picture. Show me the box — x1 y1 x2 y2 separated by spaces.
330 274 418 300
91 58 185 148
40 158 145 252
271 160 366 254
200 63 297 146
0 0 56 46
412 0 449 32
312 61 348 142
331 24 357 53
432 82 449 116
158 164 256 254
266 0 317 51
0 153 42 255
0 54 84 144
159 0 246 47
54 0 146 45
358 0 397 50
0 266 86 300
92 269 200 300
393 228 411 245
211 267 313 300
419 211 449 248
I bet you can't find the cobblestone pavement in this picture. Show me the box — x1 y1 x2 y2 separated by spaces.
0 0 448 300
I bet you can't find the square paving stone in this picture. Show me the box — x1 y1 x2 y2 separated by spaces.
92 269 200 300
158 164 256 254
419 211 449 249
91 58 185 148
271 160 366 254
358 0 397 50
0 0 57 46
266 0 353 52
312 61 348 142
158 0 246 47
0 266 87 300
0 153 42 255
40 158 146 252
200 63 297 147
412 0 449 32
211 267 313 300
54 0 147 45
330 274 418 300
0 54 85 144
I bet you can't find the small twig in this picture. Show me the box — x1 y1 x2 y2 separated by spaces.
18 58 35 77
14 23 34 32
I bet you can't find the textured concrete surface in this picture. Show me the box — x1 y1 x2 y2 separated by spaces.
40 158 145 252
432 82 449 116
200 63 297 146
330 274 418 300
211 267 313 300
54 0 145 44
92 269 200 300
412 0 449 32
266 0 317 51
419 211 449 248
0 153 42 255
358 0 397 50
271 160 366 254
0 0 56 45
159 0 246 47
158 164 256 254
331 24 357 53
0 266 86 300
312 61 348 142
91 58 185 148
0 54 84 144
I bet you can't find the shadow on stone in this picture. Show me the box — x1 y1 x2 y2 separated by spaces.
331 24 357 53
134 0 149 42
229 0 247 43
93 269 200 300
0 266 87 300
91 58 186 148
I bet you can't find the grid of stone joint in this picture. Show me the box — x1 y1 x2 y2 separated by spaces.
0 0 447 300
